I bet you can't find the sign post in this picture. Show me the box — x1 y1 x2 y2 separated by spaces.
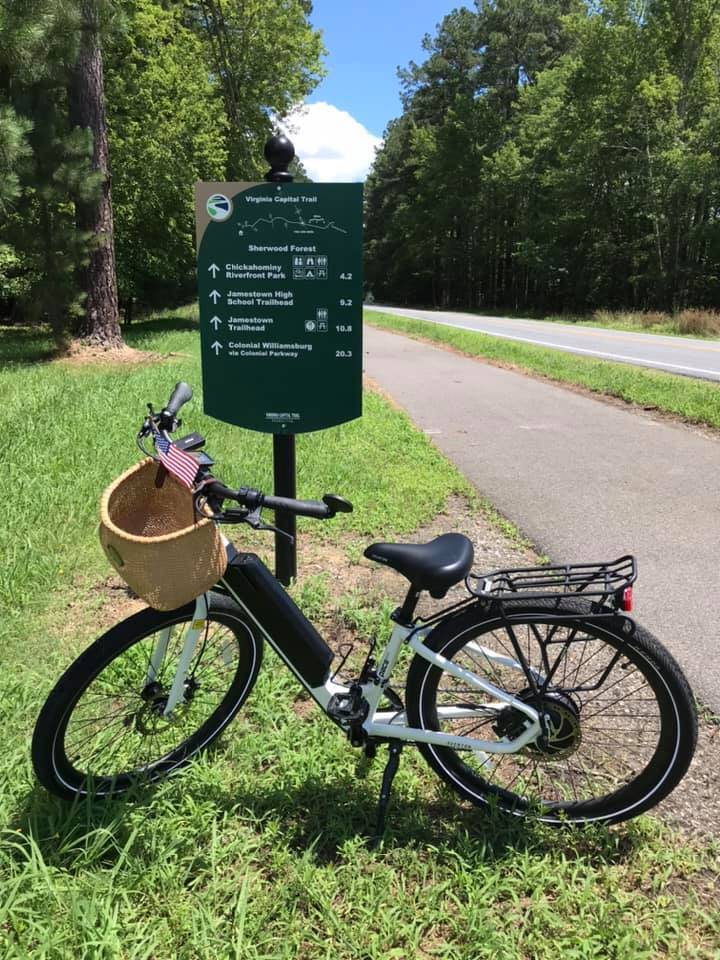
264 136 298 585
195 136 363 584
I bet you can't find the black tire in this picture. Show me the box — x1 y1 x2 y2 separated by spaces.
405 600 697 825
32 592 263 800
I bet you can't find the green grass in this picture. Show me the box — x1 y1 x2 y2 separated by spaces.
540 310 692 337
548 308 720 339
2 591 718 958
1 311 718 958
0 308 467 628
366 310 720 430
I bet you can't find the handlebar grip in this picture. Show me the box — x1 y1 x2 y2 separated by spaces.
204 480 243 503
262 494 330 519
164 382 193 418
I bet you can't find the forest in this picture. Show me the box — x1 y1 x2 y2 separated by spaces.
4 1 719 344
0 0 322 346
364 1 720 314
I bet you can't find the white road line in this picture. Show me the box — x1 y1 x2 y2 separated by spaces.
396 316 720 379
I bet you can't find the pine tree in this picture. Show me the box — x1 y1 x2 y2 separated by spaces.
0 104 31 307
69 0 122 347
0 1 121 344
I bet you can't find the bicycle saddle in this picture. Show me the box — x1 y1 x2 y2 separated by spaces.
364 533 474 598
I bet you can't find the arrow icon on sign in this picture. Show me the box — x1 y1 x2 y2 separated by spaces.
211 340 223 355
209 289 221 304
210 315 222 330
208 263 220 277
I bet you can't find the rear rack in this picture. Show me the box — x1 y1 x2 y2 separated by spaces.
466 555 636 607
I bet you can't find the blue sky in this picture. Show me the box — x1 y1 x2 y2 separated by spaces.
281 0 458 182
308 0 456 138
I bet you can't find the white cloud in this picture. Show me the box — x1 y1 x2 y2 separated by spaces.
281 102 382 183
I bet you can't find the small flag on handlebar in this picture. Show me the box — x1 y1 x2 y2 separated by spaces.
154 435 199 489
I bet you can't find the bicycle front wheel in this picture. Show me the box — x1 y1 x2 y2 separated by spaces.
32 592 263 800
405 600 696 825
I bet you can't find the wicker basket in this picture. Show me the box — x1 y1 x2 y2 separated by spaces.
99 458 226 611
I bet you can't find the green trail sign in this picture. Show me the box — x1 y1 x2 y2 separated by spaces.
195 181 363 434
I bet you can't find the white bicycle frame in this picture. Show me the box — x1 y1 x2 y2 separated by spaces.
158 585 544 758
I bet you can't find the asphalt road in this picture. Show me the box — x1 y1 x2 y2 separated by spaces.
364 323 720 713
366 304 720 382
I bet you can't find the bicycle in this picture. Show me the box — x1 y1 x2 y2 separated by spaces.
32 383 698 835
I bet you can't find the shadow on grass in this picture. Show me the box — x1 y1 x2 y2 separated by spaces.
192 774 642 869
124 314 198 343
0 312 198 365
0 325 56 364
10 765 641 875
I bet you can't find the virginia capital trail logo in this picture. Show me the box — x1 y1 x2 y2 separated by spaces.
206 193 232 222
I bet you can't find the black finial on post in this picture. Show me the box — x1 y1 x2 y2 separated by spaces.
264 135 295 182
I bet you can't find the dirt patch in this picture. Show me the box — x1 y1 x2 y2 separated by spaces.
53 574 145 655
54 342 180 367
655 719 720 837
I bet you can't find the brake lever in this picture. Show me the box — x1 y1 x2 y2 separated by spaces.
244 506 295 543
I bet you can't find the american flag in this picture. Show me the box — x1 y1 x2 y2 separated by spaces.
154 435 199 489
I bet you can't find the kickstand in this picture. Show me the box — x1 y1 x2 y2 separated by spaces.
370 740 403 847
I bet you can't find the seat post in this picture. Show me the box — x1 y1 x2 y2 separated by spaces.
394 586 421 625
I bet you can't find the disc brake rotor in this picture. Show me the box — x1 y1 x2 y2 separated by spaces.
494 688 582 760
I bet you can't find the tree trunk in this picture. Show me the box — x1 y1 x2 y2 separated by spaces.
69 0 122 348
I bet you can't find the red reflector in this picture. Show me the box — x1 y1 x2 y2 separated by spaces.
621 587 633 612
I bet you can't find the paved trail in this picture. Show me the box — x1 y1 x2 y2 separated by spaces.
364 324 720 713
366 304 720 382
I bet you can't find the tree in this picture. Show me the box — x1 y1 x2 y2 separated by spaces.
0 105 30 210
0 1 97 338
365 0 720 312
69 0 122 347
0 0 120 342
2 0 325 337
0 105 31 309
184 0 325 178
104 0 228 313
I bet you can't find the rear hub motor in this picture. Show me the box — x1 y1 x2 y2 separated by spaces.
494 688 581 760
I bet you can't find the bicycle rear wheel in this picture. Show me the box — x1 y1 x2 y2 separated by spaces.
405 600 696 825
33 592 263 800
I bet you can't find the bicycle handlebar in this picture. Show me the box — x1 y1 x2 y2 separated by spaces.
262 493 332 519
142 384 354 524
164 382 193 418
202 481 353 521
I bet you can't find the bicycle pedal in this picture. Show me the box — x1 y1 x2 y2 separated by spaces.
327 690 369 726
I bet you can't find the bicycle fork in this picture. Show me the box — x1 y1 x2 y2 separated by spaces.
144 596 208 717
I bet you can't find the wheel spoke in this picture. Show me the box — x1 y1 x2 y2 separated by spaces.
419 608 682 819
59 619 243 782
